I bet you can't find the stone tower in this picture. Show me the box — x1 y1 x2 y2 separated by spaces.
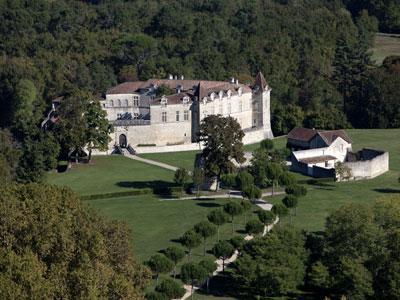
253 71 273 138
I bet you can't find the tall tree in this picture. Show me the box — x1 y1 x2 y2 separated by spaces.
199 115 245 190
194 221 217 256
0 183 149 298
207 209 229 241
84 100 112 161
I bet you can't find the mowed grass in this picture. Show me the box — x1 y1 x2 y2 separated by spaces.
47 155 175 196
85 195 260 261
265 128 400 231
371 32 400 65
139 150 200 171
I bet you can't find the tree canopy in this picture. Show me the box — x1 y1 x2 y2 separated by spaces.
0 183 149 299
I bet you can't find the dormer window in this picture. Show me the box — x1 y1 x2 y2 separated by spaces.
210 93 216 101
161 95 168 107
202 97 207 105
117 99 122 107
238 87 243 97
176 84 183 94
182 96 190 104
219 90 223 100
227 89 232 99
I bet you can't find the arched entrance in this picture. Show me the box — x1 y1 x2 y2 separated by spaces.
119 134 127 148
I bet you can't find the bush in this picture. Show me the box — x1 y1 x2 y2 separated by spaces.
146 292 168 300
155 278 185 299
285 185 307 197
220 173 237 188
260 139 274 151
236 171 254 190
230 236 244 249
245 219 264 235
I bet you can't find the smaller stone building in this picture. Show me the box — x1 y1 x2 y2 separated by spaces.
288 127 389 180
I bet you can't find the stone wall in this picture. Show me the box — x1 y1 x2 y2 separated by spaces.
343 149 389 180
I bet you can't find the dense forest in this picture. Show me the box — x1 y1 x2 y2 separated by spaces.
0 0 399 182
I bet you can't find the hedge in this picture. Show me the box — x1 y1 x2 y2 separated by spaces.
81 186 184 200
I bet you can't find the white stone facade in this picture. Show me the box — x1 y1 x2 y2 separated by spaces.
100 73 273 152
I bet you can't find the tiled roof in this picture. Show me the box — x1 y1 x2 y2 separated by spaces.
151 92 193 106
254 72 268 91
299 155 337 164
318 130 352 144
287 127 317 141
106 79 252 96
288 127 352 145
106 82 146 94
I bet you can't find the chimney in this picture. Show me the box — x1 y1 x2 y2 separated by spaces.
174 75 177 80
168 74 173 80
231 77 235 83
181 75 184 80
235 79 239 85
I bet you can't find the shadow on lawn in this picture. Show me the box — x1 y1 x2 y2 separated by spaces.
374 188 400 194
195 202 221 208
116 180 179 197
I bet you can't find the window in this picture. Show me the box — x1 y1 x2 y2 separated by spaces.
238 87 243 97
176 111 180 122
110 100 114 107
227 89 232 99
184 110 189 121
228 103 232 115
210 93 215 101
117 99 122 107
162 112 167 123
219 90 223 100
125 99 129 107
239 100 242 112
134 98 139 106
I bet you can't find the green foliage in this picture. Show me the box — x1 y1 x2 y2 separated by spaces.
233 227 307 297
272 203 289 218
0 183 149 298
146 291 168 300
260 139 274 151
257 210 276 226
212 241 235 272
245 219 264 236
199 116 245 187
0 129 20 183
236 171 254 191
307 199 400 299
163 246 185 278
230 236 244 249
194 221 217 256
220 173 236 188
156 84 174 97
173 167 190 194
180 230 202 258
84 100 112 160
242 184 261 202
155 278 185 299
223 201 244 234
199 258 217 275
207 209 229 241
146 254 174 281
180 262 208 288
285 185 307 197
192 167 205 197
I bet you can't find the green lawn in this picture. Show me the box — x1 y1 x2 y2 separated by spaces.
139 150 200 171
371 32 400 65
85 195 260 261
47 155 175 196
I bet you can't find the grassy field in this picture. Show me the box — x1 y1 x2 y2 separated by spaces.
85 195 260 261
49 129 400 259
140 150 200 171
371 32 400 65
47 155 175 196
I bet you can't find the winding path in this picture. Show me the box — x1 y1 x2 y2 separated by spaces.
179 198 279 300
